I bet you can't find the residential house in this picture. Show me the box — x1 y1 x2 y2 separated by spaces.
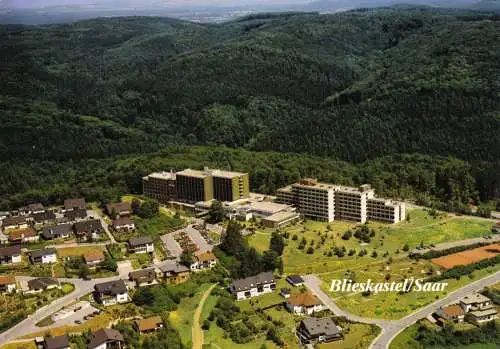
229 271 276 300
0 245 22 264
134 316 163 333
492 222 500 233
434 305 466 324
26 277 60 294
9 228 39 244
190 251 217 271
286 275 304 287
30 248 57 265
19 203 44 216
159 263 190 284
459 293 493 312
64 209 87 222
42 224 73 240
43 334 70 349
2 216 28 231
32 211 56 226
63 198 86 212
106 202 132 218
88 328 124 349
0 275 17 293
74 219 104 241
94 280 129 306
129 268 158 287
468 307 498 324
112 217 135 231
83 249 106 267
128 236 154 254
297 317 343 345
286 293 325 315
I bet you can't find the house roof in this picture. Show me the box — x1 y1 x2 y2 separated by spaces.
106 202 131 214
20 203 44 212
94 280 127 296
113 217 134 228
30 248 57 259
231 271 275 292
88 329 123 349
83 249 105 263
42 223 73 239
0 245 21 257
287 293 322 307
470 307 498 317
9 228 37 241
135 316 163 332
300 317 341 337
460 293 491 305
0 275 16 285
63 208 87 220
129 268 156 283
28 277 58 290
3 216 27 226
159 263 190 274
436 305 465 319
195 251 216 263
32 211 56 223
64 198 86 210
44 334 70 349
129 236 153 247
286 275 304 285
74 219 103 233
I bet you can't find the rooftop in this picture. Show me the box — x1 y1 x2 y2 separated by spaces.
286 275 304 285
88 329 123 349
176 168 211 178
9 228 37 240
436 304 465 319
248 201 291 214
44 335 70 349
28 277 58 290
460 293 491 305
42 223 73 239
300 317 341 337
94 280 127 296
263 210 299 223
3 215 27 226
129 236 154 247
106 202 132 214
135 316 163 332
144 171 176 180
0 275 16 285
231 271 275 292
0 245 21 257
469 307 498 317
129 268 156 282
159 263 190 274
30 248 57 259
287 293 322 307
113 217 135 227
83 249 105 263
195 251 217 262
74 219 103 233
64 198 86 210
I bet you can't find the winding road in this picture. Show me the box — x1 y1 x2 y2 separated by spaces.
303 270 500 349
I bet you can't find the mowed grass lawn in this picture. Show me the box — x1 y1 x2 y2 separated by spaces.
247 209 494 275
57 246 104 258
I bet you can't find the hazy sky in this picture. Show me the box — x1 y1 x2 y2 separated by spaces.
2 0 315 8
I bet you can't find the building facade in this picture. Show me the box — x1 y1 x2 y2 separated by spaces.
277 179 406 223
142 172 177 204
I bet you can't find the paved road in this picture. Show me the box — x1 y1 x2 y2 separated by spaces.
192 284 217 349
415 235 500 255
0 275 120 343
303 271 500 349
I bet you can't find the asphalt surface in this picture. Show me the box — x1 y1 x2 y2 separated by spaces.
303 270 500 349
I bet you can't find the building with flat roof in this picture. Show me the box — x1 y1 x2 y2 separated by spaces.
142 171 177 204
143 167 250 204
277 179 405 223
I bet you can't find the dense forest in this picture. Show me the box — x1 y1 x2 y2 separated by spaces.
0 7 498 207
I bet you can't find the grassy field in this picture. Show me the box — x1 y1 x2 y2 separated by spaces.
0 342 36 349
57 246 104 257
390 320 499 349
169 283 213 348
319 322 380 349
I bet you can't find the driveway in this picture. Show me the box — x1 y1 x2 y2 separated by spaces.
117 260 133 278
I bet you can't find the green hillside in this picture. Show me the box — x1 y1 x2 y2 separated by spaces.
0 7 499 206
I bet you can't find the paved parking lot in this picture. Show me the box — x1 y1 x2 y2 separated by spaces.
161 233 183 258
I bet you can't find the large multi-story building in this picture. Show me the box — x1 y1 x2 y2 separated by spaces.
143 167 249 204
277 179 405 224
142 171 177 204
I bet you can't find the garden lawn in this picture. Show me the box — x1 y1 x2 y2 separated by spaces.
57 246 104 258
319 322 380 349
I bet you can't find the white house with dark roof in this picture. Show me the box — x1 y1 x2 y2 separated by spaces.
128 236 154 254
112 217 135 231
25 277 60 294
297 317 343 345
30 248 57 264
2 216 28 231
42 223 73 240
88 328 124 349
63 198 86 212
0 245 22 264
0 275 17 293
94 280 129 306
43 334 70 349
229 271 276 300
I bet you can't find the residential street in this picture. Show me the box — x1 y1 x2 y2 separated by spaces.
303 270 500 349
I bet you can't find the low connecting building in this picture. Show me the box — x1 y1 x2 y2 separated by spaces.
297 317 343 345
277 179 406 223
229 271 276 300
128 236 154 254
94 280 129 306
30 248 57 265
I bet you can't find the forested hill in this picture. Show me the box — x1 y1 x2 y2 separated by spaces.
0 7 499 164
